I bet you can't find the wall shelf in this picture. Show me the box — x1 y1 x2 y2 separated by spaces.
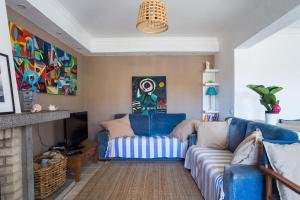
204 69 220 73
202 68 219 121
204 110 219 114
203 82 220 86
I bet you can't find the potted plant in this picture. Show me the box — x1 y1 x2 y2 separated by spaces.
247 85 283 125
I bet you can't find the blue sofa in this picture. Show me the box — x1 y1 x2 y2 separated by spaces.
98 113 193 160
186 117 299 200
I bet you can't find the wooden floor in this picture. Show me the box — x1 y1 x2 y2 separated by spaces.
74 161 203 200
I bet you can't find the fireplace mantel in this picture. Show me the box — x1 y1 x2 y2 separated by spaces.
0 110 70 130
0 110 70 200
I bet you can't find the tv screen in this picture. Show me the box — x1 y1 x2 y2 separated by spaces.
64 111 88 147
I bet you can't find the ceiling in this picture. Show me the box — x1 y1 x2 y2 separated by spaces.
8 0 298 55
289 19 300 29
56 0 261 38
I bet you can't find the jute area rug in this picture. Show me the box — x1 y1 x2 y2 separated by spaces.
74 161 203 200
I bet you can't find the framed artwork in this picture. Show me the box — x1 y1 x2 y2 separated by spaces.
9 21 78 96
132 76 167 115
0 53 15 114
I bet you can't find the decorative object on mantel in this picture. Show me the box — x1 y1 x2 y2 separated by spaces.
48 104 58 111
247 85 283 125
19 91 37 112
136 0 168 34
9 22 78 96
0 53 15 114
31 104 42 113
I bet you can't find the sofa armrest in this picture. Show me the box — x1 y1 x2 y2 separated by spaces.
187 133 197 148
97 130 109 160
223 165 264 200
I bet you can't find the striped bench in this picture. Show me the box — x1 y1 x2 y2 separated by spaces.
106 136 188 159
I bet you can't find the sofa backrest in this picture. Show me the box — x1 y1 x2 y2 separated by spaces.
246 121 299 141
114 113 186 137
228 117 299 152
150 113 186 136
228 117 251 152
115 114 150 136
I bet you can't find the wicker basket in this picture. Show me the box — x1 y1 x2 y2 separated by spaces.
34 153 67 199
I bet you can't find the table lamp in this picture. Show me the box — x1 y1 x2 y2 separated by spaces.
206 86 218 111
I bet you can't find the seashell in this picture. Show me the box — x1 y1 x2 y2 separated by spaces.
48 104 58 111
31 104 42 113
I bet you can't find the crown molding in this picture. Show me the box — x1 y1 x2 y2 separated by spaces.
88 37 219 55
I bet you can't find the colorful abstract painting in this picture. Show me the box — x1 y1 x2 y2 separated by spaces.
9 22 78 95
132 76 167 115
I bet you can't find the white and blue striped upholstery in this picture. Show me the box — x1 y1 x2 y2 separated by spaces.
184 145 233 200
106 136 188 159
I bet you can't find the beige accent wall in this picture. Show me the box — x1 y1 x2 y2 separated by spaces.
7 8 87 156
6 8 214 151
86 55 214 140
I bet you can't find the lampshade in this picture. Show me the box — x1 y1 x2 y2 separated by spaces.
206 87 218 96
136 0 168 34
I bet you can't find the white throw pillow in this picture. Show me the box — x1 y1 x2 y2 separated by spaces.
196 121 230 150
264 142 300 200
170 119 196 141
100 115 135 139
231 129 263 165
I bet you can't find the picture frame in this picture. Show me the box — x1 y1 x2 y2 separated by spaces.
0 53 15 114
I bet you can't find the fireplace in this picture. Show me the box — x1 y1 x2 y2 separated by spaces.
0 111 70 200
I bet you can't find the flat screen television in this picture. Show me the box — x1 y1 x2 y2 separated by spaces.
64 111 88 148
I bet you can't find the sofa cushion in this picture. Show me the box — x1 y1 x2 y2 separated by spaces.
264 141 300 200
231 129 263 165
184 146 233 200
115 114 151 136
170 119 196 141
228 117 251 152
107 136 188 159
196 121 230 150
150 113 186 136
101 115 134 139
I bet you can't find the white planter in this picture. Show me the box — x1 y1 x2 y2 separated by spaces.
265 113 279 125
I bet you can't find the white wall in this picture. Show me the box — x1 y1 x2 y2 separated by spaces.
0 0 20 113
215 2 300 119
235 32 300 120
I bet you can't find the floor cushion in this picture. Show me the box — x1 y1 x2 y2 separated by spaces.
106 136 188 159
185 145 233 200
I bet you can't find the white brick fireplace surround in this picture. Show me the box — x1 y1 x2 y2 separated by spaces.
0 111 70 200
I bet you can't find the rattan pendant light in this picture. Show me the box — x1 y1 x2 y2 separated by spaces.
136 0 168 34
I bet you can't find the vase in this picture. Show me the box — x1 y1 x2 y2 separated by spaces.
265 113 279 125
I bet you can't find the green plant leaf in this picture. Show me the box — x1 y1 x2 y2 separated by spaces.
268 86 283 94
247 85 269 95
262 94 276 105
260 99 272 111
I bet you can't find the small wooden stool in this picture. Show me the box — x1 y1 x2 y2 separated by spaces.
65 141 98 182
